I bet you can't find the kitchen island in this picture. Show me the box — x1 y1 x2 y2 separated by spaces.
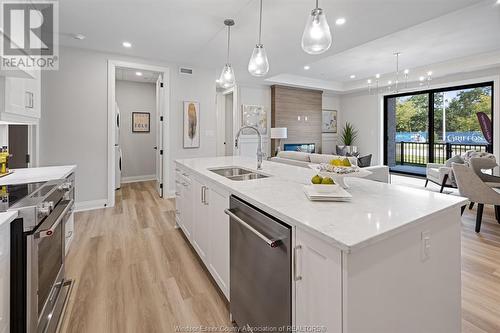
175 156 466 333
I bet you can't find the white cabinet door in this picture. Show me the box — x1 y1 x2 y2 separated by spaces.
5 77 26 114
0 223 10 333
23 69 41 118
175 177 184 228
181 180 193 240
1 69 41 122
208 188 230 299
295 229 342 333
192 179 210 264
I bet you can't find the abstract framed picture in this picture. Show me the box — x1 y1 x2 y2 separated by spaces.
183 101 200 148
322 110 337 133
241 104 267 135
132 112 150 133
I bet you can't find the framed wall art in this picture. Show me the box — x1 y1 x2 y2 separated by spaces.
183 101 200 148
322 109 337 133
241 104 267 135
132 112 150 133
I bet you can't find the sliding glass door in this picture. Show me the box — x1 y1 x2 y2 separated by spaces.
384 82 493 175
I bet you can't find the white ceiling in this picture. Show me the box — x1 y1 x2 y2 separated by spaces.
270 0 500 91
116 67 160 83
59 0 498 90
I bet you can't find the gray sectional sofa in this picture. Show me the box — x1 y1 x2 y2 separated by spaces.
270 151 390 183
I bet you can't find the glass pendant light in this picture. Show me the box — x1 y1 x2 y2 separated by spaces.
248 0 269 76
219 19 236 89
301 0 332 55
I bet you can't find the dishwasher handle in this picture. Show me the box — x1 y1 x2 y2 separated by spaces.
225 208 282 248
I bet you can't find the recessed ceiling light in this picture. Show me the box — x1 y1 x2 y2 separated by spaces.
388 80 392 85
303 65 310 70
335 17 346 25
375 73 380 79
72 33 86 40
122 41 132 48
349 74 356 79
497 0 500 4
419 76 425 81
135 71 142 76
427 71 433 76
404 69 409 74
367 79 372 84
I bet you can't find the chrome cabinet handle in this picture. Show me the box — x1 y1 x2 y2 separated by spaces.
175 191 180 196
201 186 205 204
224 209 281 248
294 245 302 281
204 187 209 205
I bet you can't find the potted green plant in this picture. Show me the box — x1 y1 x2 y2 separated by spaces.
340 122 358 155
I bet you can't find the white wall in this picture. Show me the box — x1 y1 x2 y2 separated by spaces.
41 46 217 206
236 84 272 157
116 80 156 180
339 93 381 163
322 93 341 154
338 67 500 166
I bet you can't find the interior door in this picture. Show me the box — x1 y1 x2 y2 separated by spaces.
155 74 164 197
8 125 29 168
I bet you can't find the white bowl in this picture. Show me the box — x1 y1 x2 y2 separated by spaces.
311 184 339 193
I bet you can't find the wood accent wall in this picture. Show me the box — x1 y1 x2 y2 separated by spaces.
271 85 323 153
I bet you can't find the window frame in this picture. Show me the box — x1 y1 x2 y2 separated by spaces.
383 81 494 175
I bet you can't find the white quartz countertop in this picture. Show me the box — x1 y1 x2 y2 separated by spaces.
175 156 467 252
0 165 76 185
0 210 18 228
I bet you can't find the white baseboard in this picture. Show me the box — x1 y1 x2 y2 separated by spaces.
121 174 156 184
75 199 108 212
165 190 176 199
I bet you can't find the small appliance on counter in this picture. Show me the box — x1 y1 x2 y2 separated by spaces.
6 172 75 333
0 146 12 177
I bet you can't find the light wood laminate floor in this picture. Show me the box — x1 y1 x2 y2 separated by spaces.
60 181 500 333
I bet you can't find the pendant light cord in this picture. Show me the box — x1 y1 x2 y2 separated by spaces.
258 0 263 45
315 0 319 9
226 25 231 63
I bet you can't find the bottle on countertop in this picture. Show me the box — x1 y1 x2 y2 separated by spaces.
0 146 10 174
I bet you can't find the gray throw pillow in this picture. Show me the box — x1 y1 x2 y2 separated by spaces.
445 155 464 167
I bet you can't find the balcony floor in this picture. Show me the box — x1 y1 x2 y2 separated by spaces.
390 164 426 176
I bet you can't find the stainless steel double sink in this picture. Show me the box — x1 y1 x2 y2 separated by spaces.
209 167 270 181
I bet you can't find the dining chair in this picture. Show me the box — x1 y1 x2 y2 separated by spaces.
452 163 500 232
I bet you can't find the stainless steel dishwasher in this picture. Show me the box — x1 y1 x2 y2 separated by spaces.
225 195 292 333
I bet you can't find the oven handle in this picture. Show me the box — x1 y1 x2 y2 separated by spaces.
35 199 74 239
224 209 281 248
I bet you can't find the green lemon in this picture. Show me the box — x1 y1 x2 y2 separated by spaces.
321 177 335 185
342 158 351 167
311 175 323 184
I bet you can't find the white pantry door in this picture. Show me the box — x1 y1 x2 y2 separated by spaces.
155 74 164 197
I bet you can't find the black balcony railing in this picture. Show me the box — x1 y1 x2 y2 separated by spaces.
395 142 489 166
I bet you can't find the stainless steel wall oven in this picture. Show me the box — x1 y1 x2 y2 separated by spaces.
9 173 74 333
